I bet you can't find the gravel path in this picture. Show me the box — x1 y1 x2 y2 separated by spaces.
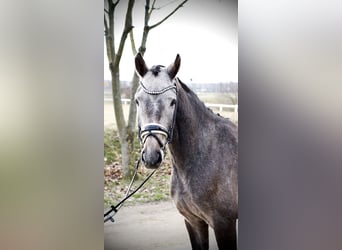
104 200 219 250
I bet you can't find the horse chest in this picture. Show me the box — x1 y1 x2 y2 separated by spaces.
171 172 214 226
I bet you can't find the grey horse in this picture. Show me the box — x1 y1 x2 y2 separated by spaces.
134 53 238 250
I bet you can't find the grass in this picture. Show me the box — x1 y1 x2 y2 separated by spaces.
104 129 121 165
104 165 172 207
104 128 172 208
197 92 238 105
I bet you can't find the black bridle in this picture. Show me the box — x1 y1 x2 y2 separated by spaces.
138 79 178 149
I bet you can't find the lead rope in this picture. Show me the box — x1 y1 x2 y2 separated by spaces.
104 157 157 223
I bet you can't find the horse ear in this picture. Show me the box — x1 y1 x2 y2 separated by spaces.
135 53 148 77
167 54 181 79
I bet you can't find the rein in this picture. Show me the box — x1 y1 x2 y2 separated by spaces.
104 157 157 223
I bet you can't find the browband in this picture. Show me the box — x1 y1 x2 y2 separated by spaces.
140 81 177 95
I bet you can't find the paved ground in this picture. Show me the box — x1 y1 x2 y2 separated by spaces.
104 200 219 250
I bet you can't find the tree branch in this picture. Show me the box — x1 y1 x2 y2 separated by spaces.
104 14 109 35
149 0 188 30
148 0 157 16
113 0 120 8
113 0 135 69
129 30 137 55
144 0 150 27
154 0 179 10
139 0 152 55
104 0 115 63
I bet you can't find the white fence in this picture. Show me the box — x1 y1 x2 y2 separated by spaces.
104 98 238 113
104 98 130 104
205 103 238 113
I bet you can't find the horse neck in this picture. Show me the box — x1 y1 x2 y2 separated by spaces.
168 85 213 164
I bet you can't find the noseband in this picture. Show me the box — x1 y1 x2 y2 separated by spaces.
138 79 178 149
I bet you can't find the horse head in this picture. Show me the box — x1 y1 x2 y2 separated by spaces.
134 53 181 169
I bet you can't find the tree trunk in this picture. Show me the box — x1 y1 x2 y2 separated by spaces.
127 72 139 131
105 0 135 179
110 67 134 178
120 136 134 178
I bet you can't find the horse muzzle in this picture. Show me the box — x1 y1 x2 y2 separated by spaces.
139 123 169 169
142 146 164 169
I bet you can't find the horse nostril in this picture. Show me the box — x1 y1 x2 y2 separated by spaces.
156 150 163 164
141 148 163 168
141 150 146 163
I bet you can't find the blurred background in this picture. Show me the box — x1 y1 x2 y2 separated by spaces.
1 0 342 249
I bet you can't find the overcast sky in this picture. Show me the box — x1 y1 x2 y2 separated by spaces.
104 0 237 83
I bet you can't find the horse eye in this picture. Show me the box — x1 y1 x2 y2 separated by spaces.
170 99 176 106
135 99 139 106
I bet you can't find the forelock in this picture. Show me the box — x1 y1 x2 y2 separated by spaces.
150 65 165 76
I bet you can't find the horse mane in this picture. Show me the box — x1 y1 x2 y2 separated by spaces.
177 78 191 93
175 78 238 151
177 78 236 126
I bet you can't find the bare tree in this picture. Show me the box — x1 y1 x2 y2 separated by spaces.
104 0 188 178
104 0 135 178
